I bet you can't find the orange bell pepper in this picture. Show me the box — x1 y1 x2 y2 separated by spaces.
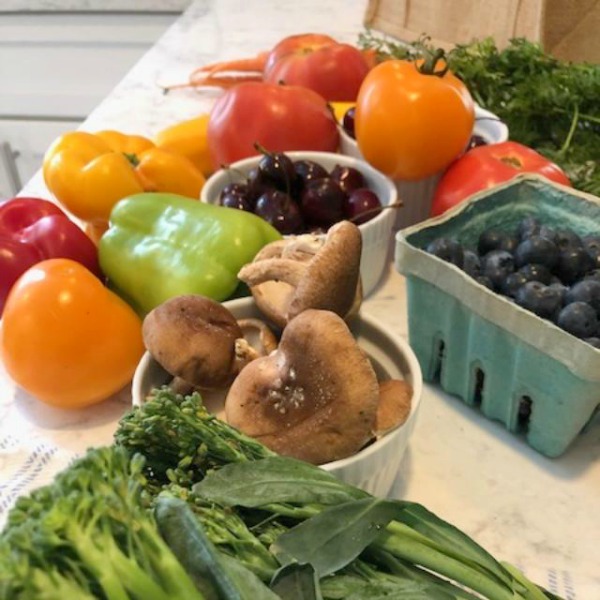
154 114 213 177
43 130 206 228
0 258 145 408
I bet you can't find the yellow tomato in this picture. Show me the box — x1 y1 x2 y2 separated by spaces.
1 259 145 409
355 57 475 180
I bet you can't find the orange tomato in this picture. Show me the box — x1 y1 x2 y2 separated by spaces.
0 258 145 409
355 57 475 181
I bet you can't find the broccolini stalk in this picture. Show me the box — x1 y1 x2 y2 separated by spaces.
0 447 205 600
161 485 280 581
114 387 274 492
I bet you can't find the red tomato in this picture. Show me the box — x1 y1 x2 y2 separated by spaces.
431 141 572 217
263 33 370 102
207 81 340 167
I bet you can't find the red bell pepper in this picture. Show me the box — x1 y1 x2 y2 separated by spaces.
0 197 101 314
430 141 572 217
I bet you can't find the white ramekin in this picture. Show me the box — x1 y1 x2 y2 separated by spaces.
132 297 423 498
200 151 397 296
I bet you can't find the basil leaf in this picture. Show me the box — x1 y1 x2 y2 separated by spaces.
271 498 400 577
193 456 367 507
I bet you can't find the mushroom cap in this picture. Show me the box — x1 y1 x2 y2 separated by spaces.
237 220 362 328
374 379 413 437
142 294 243 389
224 308 379 465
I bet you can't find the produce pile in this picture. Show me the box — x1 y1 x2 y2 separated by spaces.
0 388 562 599
1 27 596 600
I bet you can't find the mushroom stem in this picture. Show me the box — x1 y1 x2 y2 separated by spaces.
237 318 279 355
238 257 306 287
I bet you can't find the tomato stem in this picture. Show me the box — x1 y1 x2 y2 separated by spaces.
418 48 449 77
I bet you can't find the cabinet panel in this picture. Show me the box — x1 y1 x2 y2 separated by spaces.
0 13 177 119
0 119 78 198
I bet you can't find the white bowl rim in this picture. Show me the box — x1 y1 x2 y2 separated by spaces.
131 297 423 472
200 150 398 230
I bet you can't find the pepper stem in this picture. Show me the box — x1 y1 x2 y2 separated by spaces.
123 152 140 167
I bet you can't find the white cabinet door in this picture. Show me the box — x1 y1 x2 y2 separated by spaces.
0 12 178 119
0 119 78 198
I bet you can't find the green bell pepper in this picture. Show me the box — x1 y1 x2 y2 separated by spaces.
99 193 282 315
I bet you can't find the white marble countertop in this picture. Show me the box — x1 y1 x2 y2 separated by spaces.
2 0 599 598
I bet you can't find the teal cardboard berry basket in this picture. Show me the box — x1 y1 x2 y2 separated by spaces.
395 174 600 457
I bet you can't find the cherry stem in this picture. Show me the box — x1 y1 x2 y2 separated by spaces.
253 141 272 157
347 200 404 224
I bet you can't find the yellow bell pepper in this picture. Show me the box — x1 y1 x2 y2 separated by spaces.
43 130 206 228
96 130 155 155
154 114 213 177
43 131 144 226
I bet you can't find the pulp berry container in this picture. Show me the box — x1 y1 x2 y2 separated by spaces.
395 174 600 457
339 106 508 230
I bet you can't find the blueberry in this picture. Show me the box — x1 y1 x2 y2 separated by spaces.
583 235 600 269
565 280 600 314
515 281 563 320
474 275 494 290
517 216 541 240
462 250 482 278
482 250 515 289
513 236 559 270
556 302 599 338
501 271 531 298
548 282 569 306
517 263 553 285
555 247 595 284
477 228 518 255
554 228 583 251
584 337 600 349
426 237 464 268
584 269 600 283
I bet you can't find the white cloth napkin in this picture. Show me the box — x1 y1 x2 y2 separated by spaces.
0 434 78 529
0 434 597 599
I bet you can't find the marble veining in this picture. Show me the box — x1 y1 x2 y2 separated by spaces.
5 0 600 596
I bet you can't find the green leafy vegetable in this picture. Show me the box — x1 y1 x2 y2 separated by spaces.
0 447 204 600
193 455 366 508
0 387 562 600
193 457 554 600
